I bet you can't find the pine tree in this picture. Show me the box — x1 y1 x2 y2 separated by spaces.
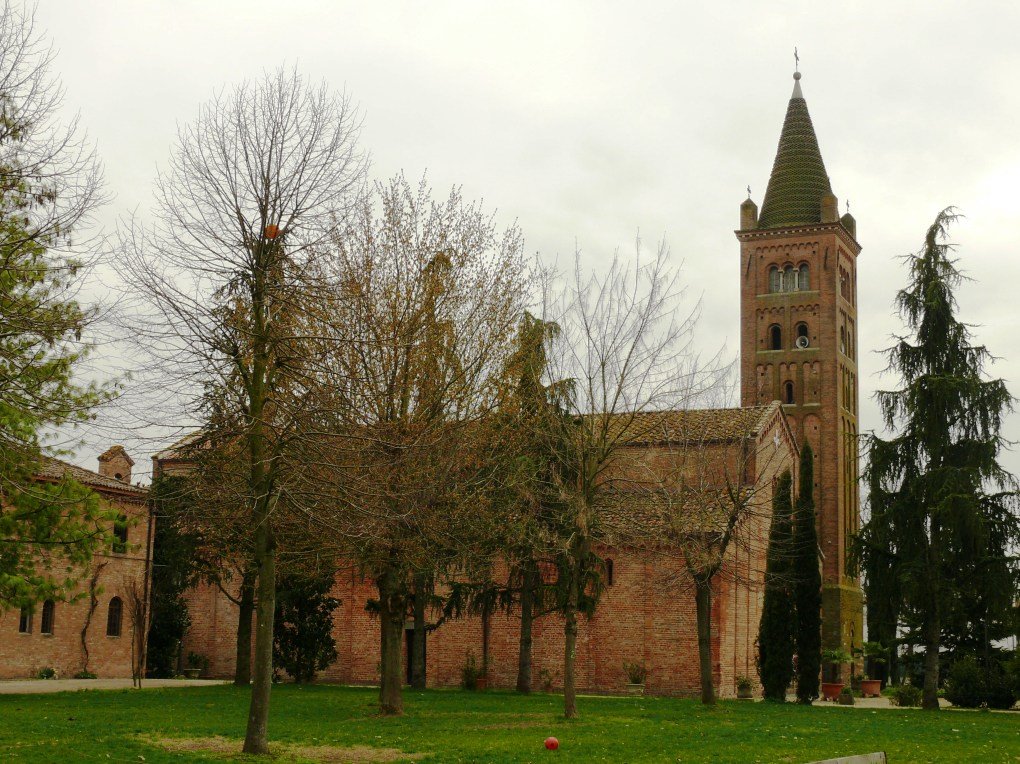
758 469 795 701
860 208 1020 710
793 443 822 703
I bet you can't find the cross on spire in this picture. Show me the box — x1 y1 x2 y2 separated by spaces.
794 47 799 73
747 185 752 199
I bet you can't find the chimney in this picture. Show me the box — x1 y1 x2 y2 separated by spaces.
98 445 134 483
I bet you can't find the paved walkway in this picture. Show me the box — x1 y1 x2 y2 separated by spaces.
0 678 229 694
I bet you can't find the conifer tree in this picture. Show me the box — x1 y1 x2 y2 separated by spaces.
793 443 822 703
860 208 1020 710
758 469 795 701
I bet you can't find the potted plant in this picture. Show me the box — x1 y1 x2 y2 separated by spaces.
820 648 851 701
184 651 208 679
736 675 754 700
837 686 856 706
623 661 647 695
859 642 886 698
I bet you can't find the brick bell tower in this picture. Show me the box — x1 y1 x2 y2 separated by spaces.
736 70 863 658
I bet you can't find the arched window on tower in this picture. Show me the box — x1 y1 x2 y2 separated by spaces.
605 559 614 587
795 322 809 348
768 324 782 350
840 326 847 355
783 381 795 405
799 263 809 290
784 265 797 291
769 266 781 293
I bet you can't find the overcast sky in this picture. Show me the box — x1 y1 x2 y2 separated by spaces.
32 1 1020 481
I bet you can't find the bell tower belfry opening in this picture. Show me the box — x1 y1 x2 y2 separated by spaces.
736 70 863 658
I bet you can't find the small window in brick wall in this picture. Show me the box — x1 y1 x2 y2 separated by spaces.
18 605 32 633
605 559 614 587
783 381 795 405
40 600 55 635
112 514 128 553
106 597 123 637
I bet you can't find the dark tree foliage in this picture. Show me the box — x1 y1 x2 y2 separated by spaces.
273 572 340 684
146 475 201 678
793 444 822 703
859 208 1020 710
758 469 795 701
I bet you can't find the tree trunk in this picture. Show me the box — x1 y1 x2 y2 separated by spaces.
242 502 277 754
410 573 427 690
516 564 536 693
694 576 716 706
481 604 491 684
377 572 405 716
563 578 579 719
234 569 256 686
922 599 940 710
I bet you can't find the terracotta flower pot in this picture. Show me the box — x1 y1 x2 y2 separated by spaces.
860 679 882 698
737 686 753 700
183 668 201 679
625 683 645 696
474 677 487 691
821 682 844 701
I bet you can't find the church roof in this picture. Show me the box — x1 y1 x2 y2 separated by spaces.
614 403 780 445
757 74 833 229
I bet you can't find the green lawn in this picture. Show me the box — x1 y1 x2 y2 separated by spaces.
0 684 1017 763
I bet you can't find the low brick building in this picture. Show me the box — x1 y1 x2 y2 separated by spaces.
0 447 151 680
171 403 796 698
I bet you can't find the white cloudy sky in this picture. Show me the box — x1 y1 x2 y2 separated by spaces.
32 0 1020 481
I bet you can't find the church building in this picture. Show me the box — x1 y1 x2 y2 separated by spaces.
168 69 863 695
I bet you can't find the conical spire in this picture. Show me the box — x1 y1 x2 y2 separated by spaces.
757 72 833 229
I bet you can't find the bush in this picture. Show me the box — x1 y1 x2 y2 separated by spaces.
72 670 97 679
945 657 986 708
461 652 482 690
890 683 922 707
37 667 56 679
273 572 340 684
983 668 1017 710
623 661 647 685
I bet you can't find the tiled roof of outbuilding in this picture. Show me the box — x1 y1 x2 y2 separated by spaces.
757 76 832 229
36 456 148 495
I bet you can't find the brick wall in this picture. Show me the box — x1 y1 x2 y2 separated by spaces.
0 493 151 680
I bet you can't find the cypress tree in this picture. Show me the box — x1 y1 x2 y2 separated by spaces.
758 470 795 701
859 209 1019 710
793 443 822 704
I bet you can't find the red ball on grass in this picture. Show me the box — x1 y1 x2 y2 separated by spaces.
544 737 559 750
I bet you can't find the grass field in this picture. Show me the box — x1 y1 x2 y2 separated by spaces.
0 683 1017 762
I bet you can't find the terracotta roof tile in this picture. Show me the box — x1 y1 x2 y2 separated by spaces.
613 404 778 445
35 456 148 496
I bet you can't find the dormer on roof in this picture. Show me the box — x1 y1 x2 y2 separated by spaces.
98 445 134 483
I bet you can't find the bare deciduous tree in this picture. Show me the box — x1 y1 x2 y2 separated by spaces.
539 242 724 718
313 173 533 715
119 68 367 755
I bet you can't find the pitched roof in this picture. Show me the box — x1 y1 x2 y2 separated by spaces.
615 403 779 446
35 456 148 496
757 76 833 229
